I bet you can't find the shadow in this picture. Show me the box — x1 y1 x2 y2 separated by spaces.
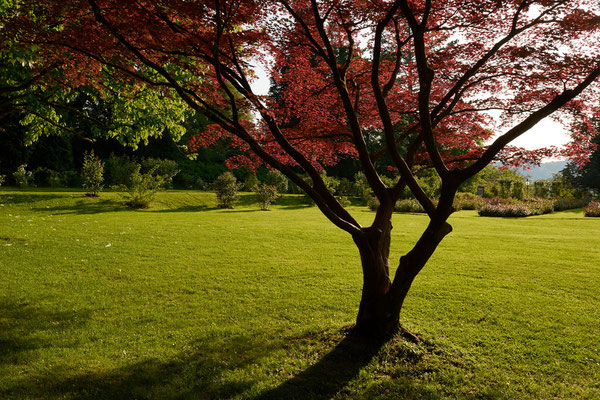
2 322 443 400
148 205 211 213
254 332 385 400
0 300 91 367
0 193 67 204
31 198 127 215
1 331 277 400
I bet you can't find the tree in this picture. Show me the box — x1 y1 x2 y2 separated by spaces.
3 1 600 339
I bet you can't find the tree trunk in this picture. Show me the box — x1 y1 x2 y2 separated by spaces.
352 218 453 339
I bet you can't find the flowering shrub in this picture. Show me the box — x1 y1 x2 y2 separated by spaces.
584 201 600 217
478 197 553 217
553 198 588 211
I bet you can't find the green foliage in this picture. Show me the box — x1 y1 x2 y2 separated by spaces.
243 174 259 192
533 181 549 198
584 201 600 217
264 170 288 193
337 195 351 207
319 171 340 194
337 178 353 196
395 199 426 213
553 198 588 211
353 172 372 203
12 164 32 188
453 192 484 210
214 171 241 208
511 181 524 200
81 150 104 197
0 174 5 186
105 154 138 187
118 165 166 208
366 196 380 210
254 184 279 210
141 158 179 188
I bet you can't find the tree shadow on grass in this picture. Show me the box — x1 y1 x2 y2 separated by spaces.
1 324 443 400
31 198 128 215
0 193 67 205
254 332 385 400
0 299 91 368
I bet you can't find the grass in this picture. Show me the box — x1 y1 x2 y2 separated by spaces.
0 188 599 399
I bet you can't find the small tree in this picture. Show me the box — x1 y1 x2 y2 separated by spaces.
214 172 240 208
120 165 165 208
255 184 278 210
81 150 104 197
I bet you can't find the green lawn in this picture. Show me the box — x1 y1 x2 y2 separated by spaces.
1 188 599 399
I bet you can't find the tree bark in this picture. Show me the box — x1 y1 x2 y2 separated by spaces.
352 216 453 339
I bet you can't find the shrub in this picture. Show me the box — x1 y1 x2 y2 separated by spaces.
453 193 484 210
553 198 588 211
353 172 371 200
0 175 5 186
243 174 259 192
478 197 553 217
13 164 32 188
367 196 380 211
141 158 179 187
195 177 210 190
395 199 426 213
338 196 351 207
337 178 353 196
214 172 241 208
117 165 166 208
320 171 340 194
81 150 104 197
584 201 600 217
512 181 524 200
255 184 278 210
265 170 288 193
106 154 138 187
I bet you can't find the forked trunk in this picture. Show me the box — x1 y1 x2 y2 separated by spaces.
352 218 453 339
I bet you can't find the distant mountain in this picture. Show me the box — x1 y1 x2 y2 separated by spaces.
514 161 567 181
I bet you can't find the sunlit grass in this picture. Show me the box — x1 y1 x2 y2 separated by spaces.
1 188 599 399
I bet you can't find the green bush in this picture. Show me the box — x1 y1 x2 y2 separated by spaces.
265 170 288 193
395 199 429 213
118 165 166 208
512 181 524 200
13 164 32 188
553 198 588 211
0 174 5 186
141 158 179 187
81 150 104 197
338 196 351 207
367 196 379 211
353 172 371 201
337 178 353 196
106 154 138 187
453 193 484 210
195 177 210 190
584 201 600 217
255 184 278 210
214 172 241 208
243 174 259 192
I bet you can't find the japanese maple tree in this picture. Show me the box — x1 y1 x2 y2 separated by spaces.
3 0 600 338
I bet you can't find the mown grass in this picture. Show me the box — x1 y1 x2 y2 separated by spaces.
0 188 599 399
